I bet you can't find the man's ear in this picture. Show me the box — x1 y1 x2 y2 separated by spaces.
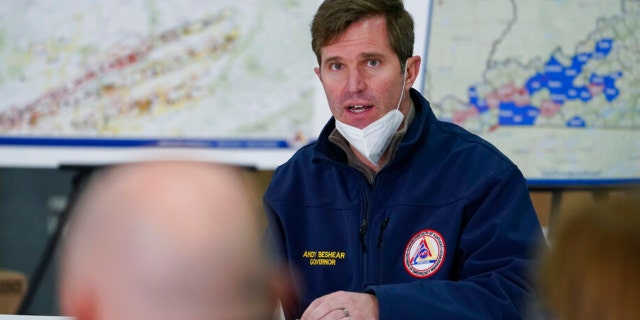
404 56 422 88
314 67 322 81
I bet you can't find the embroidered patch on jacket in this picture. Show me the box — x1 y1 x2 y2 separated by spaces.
404 229 446 278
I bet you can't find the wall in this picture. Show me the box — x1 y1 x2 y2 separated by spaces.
0 168 76 315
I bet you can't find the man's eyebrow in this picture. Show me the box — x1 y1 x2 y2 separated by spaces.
359 52 385 60
322 55 342 65
321 52 385 66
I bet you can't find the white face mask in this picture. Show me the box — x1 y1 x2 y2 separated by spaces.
335 62 408 165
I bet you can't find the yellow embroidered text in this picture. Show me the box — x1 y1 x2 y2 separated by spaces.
302 250 346 266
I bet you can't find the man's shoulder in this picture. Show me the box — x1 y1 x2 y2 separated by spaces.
411 91 512 165
276 142 317 170
269 142 320 187
430 118 515 166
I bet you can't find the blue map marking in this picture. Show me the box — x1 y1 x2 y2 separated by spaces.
499 103 539 125
467 38 623 127
567 116 587 128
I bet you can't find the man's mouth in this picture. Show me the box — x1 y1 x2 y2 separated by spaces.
348 105 372 113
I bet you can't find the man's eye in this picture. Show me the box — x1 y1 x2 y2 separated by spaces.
330 63 343 71
367 59 380 67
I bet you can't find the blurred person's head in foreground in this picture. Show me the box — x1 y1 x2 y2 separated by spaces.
537 196 640 320
58 161 283 320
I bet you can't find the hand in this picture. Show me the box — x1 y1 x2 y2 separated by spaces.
300 291 379 320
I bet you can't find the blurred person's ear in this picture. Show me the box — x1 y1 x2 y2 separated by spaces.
60 287 96 320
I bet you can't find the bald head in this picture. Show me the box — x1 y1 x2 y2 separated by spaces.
59 161 275 320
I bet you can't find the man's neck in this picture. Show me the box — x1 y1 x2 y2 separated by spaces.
353 148 382 173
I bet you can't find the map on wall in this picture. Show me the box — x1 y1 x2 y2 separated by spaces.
0 0 322 166
423 0 640 185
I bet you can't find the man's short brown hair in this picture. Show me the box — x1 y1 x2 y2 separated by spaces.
311 0 415 69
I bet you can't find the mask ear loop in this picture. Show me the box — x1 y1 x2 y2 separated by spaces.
395 60 409 111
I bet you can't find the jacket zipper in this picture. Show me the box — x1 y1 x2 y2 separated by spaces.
358 179 369 253
359 216 368 253
376 217 390 248
376 216 390 282
358 181 370 288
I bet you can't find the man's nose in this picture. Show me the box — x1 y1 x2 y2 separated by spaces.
347 69 367 93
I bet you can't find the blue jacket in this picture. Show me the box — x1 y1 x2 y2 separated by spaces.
264 88 544 319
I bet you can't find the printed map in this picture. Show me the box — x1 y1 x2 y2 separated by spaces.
424 0 640 183
0 0 321 148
